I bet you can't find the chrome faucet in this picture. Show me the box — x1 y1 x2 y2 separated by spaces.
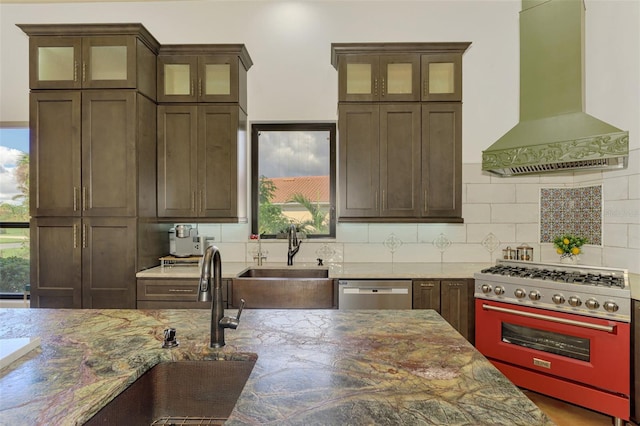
197 246 244 348
287 224 301 266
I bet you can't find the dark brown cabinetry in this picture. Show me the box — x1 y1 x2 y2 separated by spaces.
20 23 157 98
332 43 469 223
156 45 251 222
157 45 251 111
412 279 474 343
633 300 639 423
338 103 421 218
136 277 229 309
157 105 246 220
23 24 167 309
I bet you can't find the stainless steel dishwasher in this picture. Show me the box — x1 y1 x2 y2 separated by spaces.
338 279 412 309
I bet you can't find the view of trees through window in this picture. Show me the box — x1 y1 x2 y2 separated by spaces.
0 126 30 295
251 123 336 238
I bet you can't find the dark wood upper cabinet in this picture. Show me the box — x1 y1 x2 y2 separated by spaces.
332 42 469 223
157 45 252 111
19 24 159 98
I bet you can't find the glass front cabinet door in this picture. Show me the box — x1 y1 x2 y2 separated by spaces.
158 55 240 103
338 54 420 102
421 53 462 101
29 36 137 89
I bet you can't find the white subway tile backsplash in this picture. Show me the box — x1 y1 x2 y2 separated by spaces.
461 203 491 223
466 184 516 203
602 224 628 247
467 224 515 244
491 203 539 223
368 224 417 243
603 176 630 201
417 224 466 243
209 162 638 274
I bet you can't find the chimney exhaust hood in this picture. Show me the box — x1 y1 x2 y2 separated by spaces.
482 0 629 176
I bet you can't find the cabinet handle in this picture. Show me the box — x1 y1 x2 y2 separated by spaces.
374 192 378 210
82 224 87 249
82 62 86 83
381 77 386 97
420 282 435 288
74 61 78 82
198 79 202 97
191 192 196 212
82 186 87 211
190 80 194 96
382 190 386 209
73 224 78 249
373 78 378 97
73 187 78 211
424 189 428 213
168 289 194 293
423 79 428 97
199 190 203 213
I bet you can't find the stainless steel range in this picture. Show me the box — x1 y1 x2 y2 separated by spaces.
475 260 630 322
474 260 631 426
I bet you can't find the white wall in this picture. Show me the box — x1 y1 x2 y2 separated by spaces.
1 0 638 271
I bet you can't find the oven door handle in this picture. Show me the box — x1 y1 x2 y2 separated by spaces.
482 304 616 333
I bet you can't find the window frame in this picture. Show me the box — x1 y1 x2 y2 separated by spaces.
250 122 337 239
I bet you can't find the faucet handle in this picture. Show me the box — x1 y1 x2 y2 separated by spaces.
219 299 245 330
162 328 179 348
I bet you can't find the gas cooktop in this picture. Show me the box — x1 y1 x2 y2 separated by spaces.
474 260 630 321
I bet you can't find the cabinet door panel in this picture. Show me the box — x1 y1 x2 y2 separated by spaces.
440 280 473 343
412 280 440 310
338 55 378 102
29 36 82 89
30 92 81 217
83 36 137 89
421 53 462 101
338 104 380 217
30 218 82 308
157 105 198 217
157 56 198 102
421 103 462 218
380 104 421 217
82 217 136 308
199 105 239 217
379 55 420 101
199 56 239 103
82 91 137 217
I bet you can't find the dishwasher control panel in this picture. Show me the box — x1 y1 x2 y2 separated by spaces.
338 280 412 310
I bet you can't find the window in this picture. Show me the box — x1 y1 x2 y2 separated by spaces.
251 123 336 238
0 123 30 297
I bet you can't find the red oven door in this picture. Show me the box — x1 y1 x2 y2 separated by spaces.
475 299 630 396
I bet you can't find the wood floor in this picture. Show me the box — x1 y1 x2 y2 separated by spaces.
523 390 621 425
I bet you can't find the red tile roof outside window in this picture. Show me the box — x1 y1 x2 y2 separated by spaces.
268 176 329 205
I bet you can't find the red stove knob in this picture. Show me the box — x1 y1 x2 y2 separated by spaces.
528 291 541 301
494 286 505 295
603 301 619 313
514 288 526 299
585 298 600 310
568 296 582 307
481 284 492 294
552 294 565 305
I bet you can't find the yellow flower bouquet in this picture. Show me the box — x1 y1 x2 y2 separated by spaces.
553 234 588 256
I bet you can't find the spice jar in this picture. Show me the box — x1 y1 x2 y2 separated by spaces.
502 246 517 260
517 244 533 261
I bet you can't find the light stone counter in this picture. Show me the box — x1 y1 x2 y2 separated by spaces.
136 262 492 280
0 308 552 425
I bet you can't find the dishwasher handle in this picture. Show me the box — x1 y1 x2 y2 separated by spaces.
342 287 409 295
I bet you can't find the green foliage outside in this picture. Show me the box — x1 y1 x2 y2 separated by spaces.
258 175 329 236
0 152 30 293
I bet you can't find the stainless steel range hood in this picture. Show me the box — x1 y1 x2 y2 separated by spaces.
482 0 629 176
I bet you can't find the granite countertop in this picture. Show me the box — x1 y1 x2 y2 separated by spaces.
136 262 491 280
0 308 551 425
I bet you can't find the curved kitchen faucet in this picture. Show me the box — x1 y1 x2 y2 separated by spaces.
287 224 301 265
198 245 244 348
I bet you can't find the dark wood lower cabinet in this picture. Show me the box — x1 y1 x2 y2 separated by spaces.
136 278 229 309
412 279 474 343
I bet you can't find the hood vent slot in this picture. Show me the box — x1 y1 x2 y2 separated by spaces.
503 157 627 177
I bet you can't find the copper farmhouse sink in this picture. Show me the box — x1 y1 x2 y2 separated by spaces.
85 359 255 425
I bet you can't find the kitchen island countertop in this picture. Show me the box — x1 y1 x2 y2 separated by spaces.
0 308 551 425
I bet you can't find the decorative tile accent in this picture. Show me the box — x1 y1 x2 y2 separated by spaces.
432 233 452 253
481 232 501 254
383 233 403 254
315 244 336 260
539 185 602 245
